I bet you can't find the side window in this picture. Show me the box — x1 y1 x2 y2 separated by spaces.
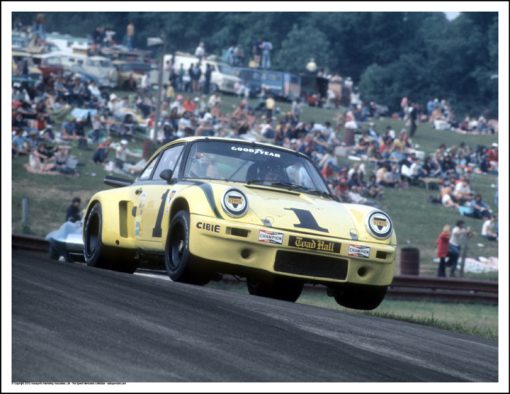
139 155 159 180
153 145 184 181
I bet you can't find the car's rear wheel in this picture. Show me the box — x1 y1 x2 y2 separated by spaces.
164 210 210 285
330 284 388 310
84 203 137 273
247 275 304 302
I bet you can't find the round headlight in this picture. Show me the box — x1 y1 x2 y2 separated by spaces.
221 188 248 217
366 211 392 239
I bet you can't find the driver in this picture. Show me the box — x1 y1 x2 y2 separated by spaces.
188 151 220 179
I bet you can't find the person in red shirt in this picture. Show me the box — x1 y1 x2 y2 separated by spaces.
487 144 498 171
436 224 451 277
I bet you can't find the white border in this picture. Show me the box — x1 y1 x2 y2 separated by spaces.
2 2 508 393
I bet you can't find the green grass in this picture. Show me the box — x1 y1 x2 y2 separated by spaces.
12 91 499 277
209 280 498 341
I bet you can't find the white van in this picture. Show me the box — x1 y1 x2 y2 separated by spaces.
153 52 241 94
54 52 118 87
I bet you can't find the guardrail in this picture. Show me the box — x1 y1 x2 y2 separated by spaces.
12 234 498 304
12 234 50 253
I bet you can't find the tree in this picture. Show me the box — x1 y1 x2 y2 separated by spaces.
274 24 332 73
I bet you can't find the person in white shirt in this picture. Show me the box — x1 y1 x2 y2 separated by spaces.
448 220 472 277
195 42 206 60
481 216 498 241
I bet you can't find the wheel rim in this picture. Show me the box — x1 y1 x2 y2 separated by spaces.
86 213 99 258
169 223 186 270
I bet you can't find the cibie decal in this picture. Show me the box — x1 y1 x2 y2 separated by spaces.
348 244 371 258
221 188 248 217
366 211 392 239
258 229 284 245
230 146 281 158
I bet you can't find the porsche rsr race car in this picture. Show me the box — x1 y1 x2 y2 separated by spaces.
83 137 397 309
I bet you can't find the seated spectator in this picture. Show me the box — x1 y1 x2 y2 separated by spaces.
468 194 492 219
481 216 498 241
453 176 474 203
12 129 30 156
364 174 384 199
376 163 400 188
54 145 78 175
114 139 142 171
354 130 371 156
92 138 113 164
25 142 58 174
440 186 459 209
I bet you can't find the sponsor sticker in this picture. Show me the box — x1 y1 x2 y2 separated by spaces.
230 145 281 158
258 229 284 245
348 244 371 258
222 188 248 217
366 211 392 239
288 236 341 253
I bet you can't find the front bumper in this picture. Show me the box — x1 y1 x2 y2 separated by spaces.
189 214 396 286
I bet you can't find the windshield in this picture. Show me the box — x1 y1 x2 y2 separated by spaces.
184 141 331 196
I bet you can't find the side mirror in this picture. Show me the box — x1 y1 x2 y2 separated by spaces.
159 169 174 184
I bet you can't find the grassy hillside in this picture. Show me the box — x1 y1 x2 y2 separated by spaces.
11 92 499 279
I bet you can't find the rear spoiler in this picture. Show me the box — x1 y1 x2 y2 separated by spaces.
104 175 134 188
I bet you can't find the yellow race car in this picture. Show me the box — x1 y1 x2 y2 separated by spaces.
84 137 397 309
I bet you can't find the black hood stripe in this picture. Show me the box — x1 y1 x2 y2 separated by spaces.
178 181 223 219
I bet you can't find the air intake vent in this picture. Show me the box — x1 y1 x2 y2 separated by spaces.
228 228 249 238
274 251 347 280
376 251 388 259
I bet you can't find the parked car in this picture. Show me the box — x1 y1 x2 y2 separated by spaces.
158 52 242 94
83 137 397 309
112 60 154 89
31 53 65 77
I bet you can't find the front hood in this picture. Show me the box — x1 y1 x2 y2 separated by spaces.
198 181 395 245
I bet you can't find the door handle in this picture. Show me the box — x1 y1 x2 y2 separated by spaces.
135 188 143 195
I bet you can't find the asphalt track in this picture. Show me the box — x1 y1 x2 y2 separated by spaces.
12 249 498 382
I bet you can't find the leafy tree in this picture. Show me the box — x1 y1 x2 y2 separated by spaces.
274 24 332 73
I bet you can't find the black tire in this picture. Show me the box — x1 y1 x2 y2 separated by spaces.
247 275 304 302
331 284 388 310
164 210 210 285
84 203 137 273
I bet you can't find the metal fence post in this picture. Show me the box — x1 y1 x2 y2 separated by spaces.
21 197 29 233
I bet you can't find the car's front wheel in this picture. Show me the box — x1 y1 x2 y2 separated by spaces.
164 210 210 285
330 284 388 310
247 275 304 302
84 203 137 273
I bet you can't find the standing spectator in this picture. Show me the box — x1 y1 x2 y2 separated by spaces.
409 103 418 137
204 63 213 95
481 216 498 241
448 220 471 277
265 93 275 123
195 42 206 61
177 63 185 92
233 44 245 66
191 63 202 93
92 26 105 51
126 22 135 50
436 224 451 277
260 38 273 69
66 197 82 223
252 37 263 68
